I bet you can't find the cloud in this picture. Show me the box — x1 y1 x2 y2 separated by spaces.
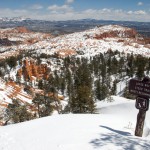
66 0 74 4
102 8 112 13
137 2 143 6
0 8 29 17
0 7 149 22
134 10 146 15
30 4 43 10
127 11 133 15
128 10 146 15
47 4 73 13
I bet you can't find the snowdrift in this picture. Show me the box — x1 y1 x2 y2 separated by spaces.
0 96 150 150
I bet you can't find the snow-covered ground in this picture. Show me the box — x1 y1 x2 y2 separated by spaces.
34 25 150 57
0 77 32 107
0 96 150 150
0 25 150 60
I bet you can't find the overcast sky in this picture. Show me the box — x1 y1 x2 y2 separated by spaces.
0 0 150 22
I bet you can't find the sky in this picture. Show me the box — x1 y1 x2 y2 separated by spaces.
0 0 150 22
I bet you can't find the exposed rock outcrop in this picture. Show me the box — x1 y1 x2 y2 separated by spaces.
17 59 50 81
15 27 30 33
94 28 137 39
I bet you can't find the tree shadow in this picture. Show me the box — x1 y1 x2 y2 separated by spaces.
100 125 131 136
90 125 150 149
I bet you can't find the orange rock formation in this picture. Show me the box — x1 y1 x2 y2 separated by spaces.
17 59 50 81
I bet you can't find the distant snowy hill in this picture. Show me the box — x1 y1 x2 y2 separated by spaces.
0 25 149 60
0 17 30 22
23 25 150 58
0 96 150 150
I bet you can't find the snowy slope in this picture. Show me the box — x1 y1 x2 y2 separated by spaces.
0 77 32 109
34 25 150 57
0 25 150 60
0 96 150 150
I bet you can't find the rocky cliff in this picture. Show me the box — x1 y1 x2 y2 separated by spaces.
94 28 137 39
17 59 50 81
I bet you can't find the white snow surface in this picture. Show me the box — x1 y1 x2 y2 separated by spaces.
0 96 150 150
0 25 150 60
0 77 32 107
34 25 150 57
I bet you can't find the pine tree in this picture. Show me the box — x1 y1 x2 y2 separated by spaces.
6 56 17 69
111 80 117 95
118 56 125 78
32 93 53 117
32 94 44 118
123 82 136 99
71 85 95 113
146 58 150 75
70 61 95 113
111 56 118 75
40 96 53 117
95 79 101 100
100 56 106 85
38 79 44 89
99 84 109 100
126 53 134 77
135 55 146 79
6 99 32 123
60 77 66 95
54 70 60 90
107 55 112 75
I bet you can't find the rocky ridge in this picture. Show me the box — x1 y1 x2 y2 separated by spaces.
0 27 52 60
17 59 50 81
0 25 150 60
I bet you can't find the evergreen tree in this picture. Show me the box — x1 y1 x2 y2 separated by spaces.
32 94 44 118
95 79 101 100
60 77 66 94
64 56 71 68
146 58 150 75
126 53 134 77
135 55 146 79
99 84 109 100
0 70 3 77
40 96 53 117
118 56 125 78
100 56 106 84
71 85 95 113
111 80 117 95
107 55 112 75
93 57 99 76
38 79 44 89
111 56 118 75
6 99 32 123
32 93 53 117
123 82 136 99
54 70 60 90
70 61 95 113
6 56 17 68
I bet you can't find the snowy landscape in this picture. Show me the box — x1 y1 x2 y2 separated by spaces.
0 17 150 150
0 0 150 149
0 25 150 60
0 96 150 150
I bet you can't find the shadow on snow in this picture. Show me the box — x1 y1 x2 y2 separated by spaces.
90 125 150 150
